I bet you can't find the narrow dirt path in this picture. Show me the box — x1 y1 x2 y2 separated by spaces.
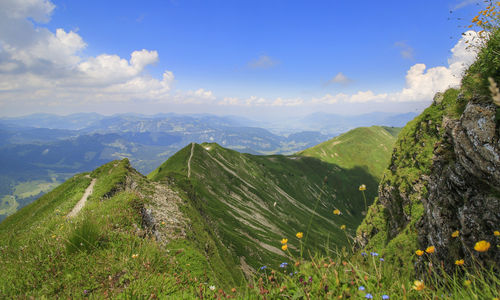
67 178 96 218
187 142 194 178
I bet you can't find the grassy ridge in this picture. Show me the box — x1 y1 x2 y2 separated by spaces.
298 126 401 180
149 142 379 272
0 159 240 297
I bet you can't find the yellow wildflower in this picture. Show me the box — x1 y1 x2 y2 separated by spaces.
451 230 459 238
281 244 288 251
296 232 303 239
359 184 366 191
132 254 139 259
161 221 165 225
281 238 288 244
415 249 424 256
340 225 346 230
474 240 491 252
413 280 425 291
464 280 472 287
455 259 464 266
425 246 435 254
333 209 341 215
494 230 500 236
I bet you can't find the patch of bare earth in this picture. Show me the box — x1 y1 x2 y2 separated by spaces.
67 177 96 218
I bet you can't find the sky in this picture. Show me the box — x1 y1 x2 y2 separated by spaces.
0 0 488 120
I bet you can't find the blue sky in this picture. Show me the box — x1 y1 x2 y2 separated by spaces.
0 0 487 119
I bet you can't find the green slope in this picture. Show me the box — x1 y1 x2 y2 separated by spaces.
297 126 401 180
149 142 379 273
354 91 460 263
0 126 394 297
0 159 242 297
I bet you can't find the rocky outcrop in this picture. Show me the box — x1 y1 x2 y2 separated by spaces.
355 89 500 274
417 99 500 273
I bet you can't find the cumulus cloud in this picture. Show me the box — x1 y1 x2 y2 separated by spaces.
186 88 216 100
248 55 279 69
0 0 179 110
316 30 480 104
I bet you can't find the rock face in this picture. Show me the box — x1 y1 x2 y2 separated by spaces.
417 99 500 272
355 91 500 274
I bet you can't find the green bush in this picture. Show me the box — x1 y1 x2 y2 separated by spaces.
461 28 500 101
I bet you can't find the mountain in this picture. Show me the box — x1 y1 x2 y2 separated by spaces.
148 143 379 275
355 31 500 274
298 126 400 180
0 114 335 221
0 159 244 296
0 131 387 296
0 113 105 130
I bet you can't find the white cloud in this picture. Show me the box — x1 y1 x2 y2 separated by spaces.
318 30 480 104
0 0 180 110
329 72 352 85
350 91 388 103
77 50 159 84
248 55 279 69
312 93 348 104
1 0 55 23
186 88 216 100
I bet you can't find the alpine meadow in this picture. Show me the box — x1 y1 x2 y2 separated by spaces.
0 0 499 299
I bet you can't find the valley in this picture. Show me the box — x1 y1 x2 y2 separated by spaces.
0 113 411 221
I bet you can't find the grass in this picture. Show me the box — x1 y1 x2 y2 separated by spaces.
65 218 102 254
0 159 243 297
149 142 380 272
298 126 400 181
238 242 499 299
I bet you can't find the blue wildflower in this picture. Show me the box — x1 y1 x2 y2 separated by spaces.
365 293 373 299
289 272 293 276
358 286 365 291
380 258 385 262
260 266 267 270
370 252 379 256
361 252 367 257
382 295 390 299
280 262 288 268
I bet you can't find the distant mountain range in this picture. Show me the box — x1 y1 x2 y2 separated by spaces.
0 112 415 221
